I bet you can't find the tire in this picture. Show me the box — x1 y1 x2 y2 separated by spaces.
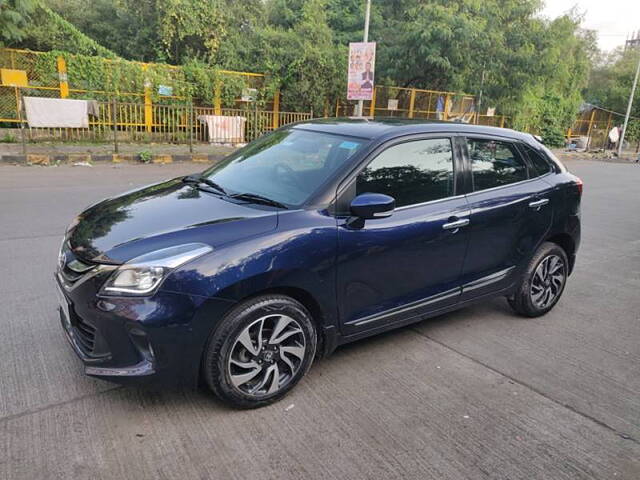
508 242 569 318
202 294 317 409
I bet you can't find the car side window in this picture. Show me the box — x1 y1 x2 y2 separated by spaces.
522 145 553 177
356 138 454 208
467 138 529 191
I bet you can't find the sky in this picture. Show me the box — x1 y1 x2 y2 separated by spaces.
541 0 640 51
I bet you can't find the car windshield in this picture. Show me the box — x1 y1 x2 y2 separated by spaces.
200 129 366 207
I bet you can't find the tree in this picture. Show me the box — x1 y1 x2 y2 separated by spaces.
44 0 157 60
7 0 596 133
19 2 116 57
42 0 226 63
0 0 36 45
508 12 596 143
216 0 344 113
586 47 640 119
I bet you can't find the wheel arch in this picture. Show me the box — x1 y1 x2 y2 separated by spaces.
195 284 337 391
545 233 576 273
234 286 336 359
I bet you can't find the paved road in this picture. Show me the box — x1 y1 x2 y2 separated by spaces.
0 160 638 479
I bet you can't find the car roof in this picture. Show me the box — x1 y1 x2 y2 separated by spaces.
292 117 533 143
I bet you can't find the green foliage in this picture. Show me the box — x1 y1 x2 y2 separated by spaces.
42 0 225 64
0 131 16 142
138 149 153 163
0 0 36 45
25 50 247 107
267 0 344 112
20 3 116 57
586 49 640 119
8 0 597 129
44 0 158 61
625 120 640 143
156 0 226 63
507 13 594 137
216 0 593 124
216 0 344 113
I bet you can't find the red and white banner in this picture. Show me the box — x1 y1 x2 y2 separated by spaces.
347 42 376 101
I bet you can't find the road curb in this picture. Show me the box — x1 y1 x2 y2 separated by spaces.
0 152 226 166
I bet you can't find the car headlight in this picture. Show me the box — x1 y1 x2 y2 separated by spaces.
100 243 212 296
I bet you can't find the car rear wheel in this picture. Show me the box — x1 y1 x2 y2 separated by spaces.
508 242 569 317
202 294 317 408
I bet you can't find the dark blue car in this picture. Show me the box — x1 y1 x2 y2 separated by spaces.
56 119 582 408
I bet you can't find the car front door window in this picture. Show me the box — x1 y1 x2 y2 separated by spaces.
356 138 455 207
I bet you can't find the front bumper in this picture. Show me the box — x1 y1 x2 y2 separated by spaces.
54 267 233 388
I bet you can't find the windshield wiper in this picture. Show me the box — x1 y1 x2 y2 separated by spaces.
183 175 227 195
230 192 288 209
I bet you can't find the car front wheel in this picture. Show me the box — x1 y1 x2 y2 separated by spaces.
202 294 317 408
508 242 569 317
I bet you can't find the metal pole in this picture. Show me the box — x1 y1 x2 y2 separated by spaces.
254 100 259 141
188 102 193 154
356 0 371 117
111 97 119 154
618 52 640 158
477 67 485 125
602 113 613 150
18 89 27 155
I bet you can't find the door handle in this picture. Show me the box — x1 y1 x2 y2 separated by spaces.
442 218 470 230
528 198 549 209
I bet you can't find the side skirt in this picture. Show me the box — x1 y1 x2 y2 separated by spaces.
333 283 517 349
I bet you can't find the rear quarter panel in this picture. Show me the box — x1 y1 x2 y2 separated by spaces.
541 171 582 268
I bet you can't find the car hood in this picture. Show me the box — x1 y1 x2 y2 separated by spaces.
67 178 278 264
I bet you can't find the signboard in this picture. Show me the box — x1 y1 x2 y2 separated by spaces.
1 68 28 87
347 42 376 101
242 88 258 102
387 99 398 111
158 85 173 96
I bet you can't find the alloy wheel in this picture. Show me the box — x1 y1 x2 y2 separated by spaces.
530 254 566 309
227 314 306 397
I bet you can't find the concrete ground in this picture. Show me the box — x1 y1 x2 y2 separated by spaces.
0 160 638 479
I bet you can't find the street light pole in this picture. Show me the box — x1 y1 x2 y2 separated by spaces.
356 0 371 117
617 52 640 158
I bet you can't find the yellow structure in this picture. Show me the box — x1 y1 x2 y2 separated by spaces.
56 57 69 98
0 48 309 143
0 68 28 87
0 48 273 126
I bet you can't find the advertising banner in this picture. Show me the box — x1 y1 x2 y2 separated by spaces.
347 42 376 101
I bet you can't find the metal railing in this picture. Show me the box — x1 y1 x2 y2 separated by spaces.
566 106 639 150
334 85 509 127
0 47 273 127
6 98 312 147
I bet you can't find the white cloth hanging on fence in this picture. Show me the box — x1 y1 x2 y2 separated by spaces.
197 115 246 144
608 126 620 144
23 97 90 128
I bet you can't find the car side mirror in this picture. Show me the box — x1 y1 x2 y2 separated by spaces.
350 193 395 220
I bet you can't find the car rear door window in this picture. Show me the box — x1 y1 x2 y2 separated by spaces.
522 145 553 176
467 138 528 191
356 138 454 207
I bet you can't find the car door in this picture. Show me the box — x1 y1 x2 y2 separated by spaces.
336 135 471 336
458 136 553 301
